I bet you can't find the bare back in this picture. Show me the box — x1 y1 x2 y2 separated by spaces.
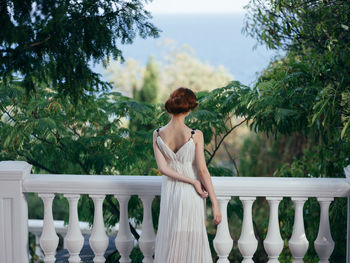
157 124 196 154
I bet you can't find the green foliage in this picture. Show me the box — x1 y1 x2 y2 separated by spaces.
242 0 350 178
187 81 253 169
129 56 160 143
0 0 160 103
28 232 42 263
139 56 159 104
0 81 157 175
236 1 350 261
243 0 350 140
246 56 316 137
244 53 350 177
243 0 350 53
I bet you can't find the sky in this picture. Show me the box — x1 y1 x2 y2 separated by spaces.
145 0 250 14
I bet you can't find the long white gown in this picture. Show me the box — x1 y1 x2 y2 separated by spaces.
154 127 213 263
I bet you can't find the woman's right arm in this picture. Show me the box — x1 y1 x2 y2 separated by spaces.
194 129 222 225
153 130 195 185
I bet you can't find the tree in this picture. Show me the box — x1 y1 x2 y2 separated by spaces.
242 0 350 177
243 0 350 139
128 56 160 154
237 1 350 261
0 0 160 103
105 40 233 102
139 56 159 104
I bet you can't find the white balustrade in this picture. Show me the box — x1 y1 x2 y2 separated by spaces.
114 194 135 263
213 196 233 263
289 197 308 263
28 218 121 262
263 197 284 263
0 161 349 263
64 194 84 263
238 197 258 263
38 193 59 263
138 194 156 263
314 197 335 263
89 194 109 263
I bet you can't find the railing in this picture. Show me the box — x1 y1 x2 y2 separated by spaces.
28 219 123 260
0 160 349 263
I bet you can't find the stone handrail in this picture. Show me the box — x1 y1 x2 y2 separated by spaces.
23 173 349 197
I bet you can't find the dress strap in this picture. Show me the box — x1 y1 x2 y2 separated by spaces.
190 128 196 138
156 126 162 136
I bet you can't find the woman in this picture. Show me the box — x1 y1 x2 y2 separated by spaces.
152 87 222 263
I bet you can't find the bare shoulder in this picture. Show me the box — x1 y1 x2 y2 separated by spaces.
153 128 159 141
193 128 203 136
192 128 204 144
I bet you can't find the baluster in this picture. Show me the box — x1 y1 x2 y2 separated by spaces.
238 197 257 263
114 194 135 263
289 197 308 263
263 197 283 263
138 194 156 263
213 196 233 263
89 194 109 263
38 193 59 263
314 197 334 263
64 194 84 263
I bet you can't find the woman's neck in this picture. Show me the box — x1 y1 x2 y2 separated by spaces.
168 113 186 127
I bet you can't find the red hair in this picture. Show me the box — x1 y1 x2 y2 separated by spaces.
165 87 198 115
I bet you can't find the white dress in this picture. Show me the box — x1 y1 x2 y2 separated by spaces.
154 126 213 263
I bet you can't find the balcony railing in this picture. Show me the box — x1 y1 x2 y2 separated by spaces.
0 160 349 263
28 219 125 260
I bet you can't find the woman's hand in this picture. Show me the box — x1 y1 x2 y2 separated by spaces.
212 203 222 225
192 179 208 199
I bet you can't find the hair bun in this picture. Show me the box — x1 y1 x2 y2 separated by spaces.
165 87 198 115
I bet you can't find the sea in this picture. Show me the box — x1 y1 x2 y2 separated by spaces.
94 12 285 87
